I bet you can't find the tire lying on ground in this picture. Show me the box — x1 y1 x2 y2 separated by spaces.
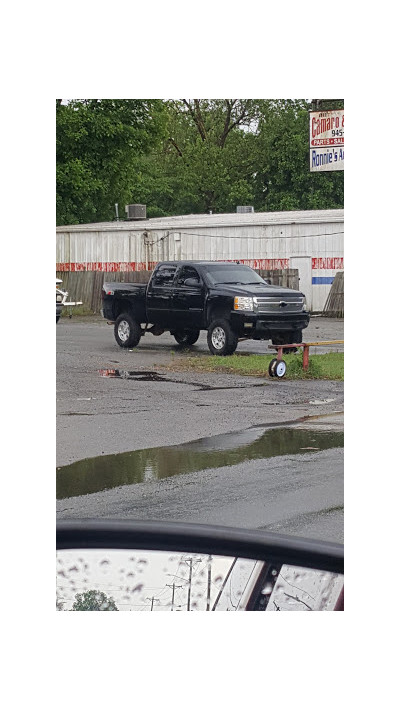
207 319 238 356
172 330 200 345
114 313 142 348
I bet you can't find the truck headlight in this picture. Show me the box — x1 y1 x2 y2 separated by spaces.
234 296 254 311
302 299 308 311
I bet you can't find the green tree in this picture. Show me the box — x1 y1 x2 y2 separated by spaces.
71 589 119 611
311 99 344 112
253 99 344 211
57 99 344 224
131 99 344 217
56 99 167 225
131 100 261 216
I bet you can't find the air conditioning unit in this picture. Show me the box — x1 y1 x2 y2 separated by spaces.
125 204 147 220
236 206 254 213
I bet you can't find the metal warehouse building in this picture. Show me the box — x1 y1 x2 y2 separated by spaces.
56 208 344 312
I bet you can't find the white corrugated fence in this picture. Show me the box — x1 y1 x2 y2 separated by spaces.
56 209 344 312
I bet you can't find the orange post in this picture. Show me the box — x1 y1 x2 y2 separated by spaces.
268 340 343 374
303 345 310 371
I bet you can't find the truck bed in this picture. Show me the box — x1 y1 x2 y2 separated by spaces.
102 281 148 322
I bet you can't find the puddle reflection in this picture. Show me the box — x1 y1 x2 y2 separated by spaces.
57 427 344 500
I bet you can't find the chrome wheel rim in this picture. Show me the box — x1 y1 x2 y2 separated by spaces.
276 361 286 377
118 320 130 342
211 326 226 350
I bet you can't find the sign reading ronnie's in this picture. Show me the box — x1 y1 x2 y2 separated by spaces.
309 109 344 172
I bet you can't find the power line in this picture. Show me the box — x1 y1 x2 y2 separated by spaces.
212 558 238 611
165 230 344 241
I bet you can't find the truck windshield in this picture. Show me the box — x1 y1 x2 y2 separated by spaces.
204 264 266 286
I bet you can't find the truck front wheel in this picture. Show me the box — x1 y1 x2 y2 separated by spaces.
114 313 141 348
207 319 238 356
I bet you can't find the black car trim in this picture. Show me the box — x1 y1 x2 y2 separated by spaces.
57 519 343 574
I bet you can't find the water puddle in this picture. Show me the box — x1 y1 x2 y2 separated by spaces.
99 369 170 383
98 369 266 391
57 425 344 500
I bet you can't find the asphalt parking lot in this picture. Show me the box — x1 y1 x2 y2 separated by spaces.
56 316 343 540
57 315 343 465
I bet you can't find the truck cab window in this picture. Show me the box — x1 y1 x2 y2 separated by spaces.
176 266 200 286
154 266 177 285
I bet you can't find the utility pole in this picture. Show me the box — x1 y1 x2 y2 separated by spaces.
206 555 212 611
166 583 183 611
146 596 160 611
183 557 202 611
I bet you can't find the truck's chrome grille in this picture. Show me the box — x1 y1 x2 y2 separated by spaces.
254 297 304 314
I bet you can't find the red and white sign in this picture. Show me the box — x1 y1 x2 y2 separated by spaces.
309 109 344 172
310 110 344 147
312 257 343 270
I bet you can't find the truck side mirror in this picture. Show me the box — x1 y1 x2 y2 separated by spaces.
184 278 200 287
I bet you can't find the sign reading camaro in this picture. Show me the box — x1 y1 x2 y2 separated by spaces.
309 109 344 172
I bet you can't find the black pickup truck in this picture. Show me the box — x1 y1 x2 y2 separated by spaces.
101 261 310 356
